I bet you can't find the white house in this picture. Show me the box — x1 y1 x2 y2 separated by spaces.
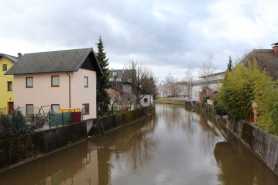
6 48 102 120
140 95 154 107
190 71 226 102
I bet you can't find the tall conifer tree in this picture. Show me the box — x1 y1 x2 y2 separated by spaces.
96 37 110 116
227 56 233 71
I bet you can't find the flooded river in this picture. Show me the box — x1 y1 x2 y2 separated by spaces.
1 104 278 185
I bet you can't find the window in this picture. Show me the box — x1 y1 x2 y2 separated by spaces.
112 71 117 77
51 75 60 87
26 104 34 115
2 64 7 71
84 76 89 88
26 77 33 88
7 81 12 91
51 104 60 113
144 98 148 103
82 103 90 115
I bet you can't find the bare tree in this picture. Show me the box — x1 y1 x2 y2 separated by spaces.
199 55 216 88
197 55 217 103
199 60 216 78
123 61 157 107
164 74 178 97
183 68 193 99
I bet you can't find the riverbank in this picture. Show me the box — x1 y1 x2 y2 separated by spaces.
155 97 186 105
2 104 278 185
186 102 278 177
0 106 155 174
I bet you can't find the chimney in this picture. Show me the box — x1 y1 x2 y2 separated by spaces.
17 52 22 58
272 43 278 56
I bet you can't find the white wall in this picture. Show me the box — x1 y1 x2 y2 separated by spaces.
202 73 225 82
14 69 97 120
191 85 202 101
71 69 97 120
14 72 70 114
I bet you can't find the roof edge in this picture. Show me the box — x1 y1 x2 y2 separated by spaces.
75 48 103 75
0 53 18 63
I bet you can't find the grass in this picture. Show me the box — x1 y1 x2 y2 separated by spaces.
155 97 185 105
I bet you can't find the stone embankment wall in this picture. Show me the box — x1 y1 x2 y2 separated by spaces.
186 102 278 176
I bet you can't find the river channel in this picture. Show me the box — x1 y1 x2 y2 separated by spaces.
1 104 278 185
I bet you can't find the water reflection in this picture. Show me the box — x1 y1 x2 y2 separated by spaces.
0 104 277 185
214 141 278 185
95 118 157 184
0 141 98 185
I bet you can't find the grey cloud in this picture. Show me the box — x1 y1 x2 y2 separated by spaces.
0 0 275 79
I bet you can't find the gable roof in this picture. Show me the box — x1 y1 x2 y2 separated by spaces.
6 48 102 75
0 53 18 63
241 49 278 80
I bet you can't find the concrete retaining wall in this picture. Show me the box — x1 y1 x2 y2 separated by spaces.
0 122 87 169
0 106 155 172
187 102 278 176
88 106 155 136
215 116 278 175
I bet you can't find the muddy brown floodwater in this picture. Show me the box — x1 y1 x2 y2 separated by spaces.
1 104 278 185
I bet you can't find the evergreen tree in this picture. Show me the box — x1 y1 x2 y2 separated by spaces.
96 37 110 116
227 56 233 71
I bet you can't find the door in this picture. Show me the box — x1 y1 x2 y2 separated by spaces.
8 102 14 114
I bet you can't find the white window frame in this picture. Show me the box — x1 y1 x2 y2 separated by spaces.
26 76 33 88
26 104 34 115
84 76 89 88
51 75 60 87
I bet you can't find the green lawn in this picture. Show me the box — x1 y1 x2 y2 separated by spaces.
155 97 185 105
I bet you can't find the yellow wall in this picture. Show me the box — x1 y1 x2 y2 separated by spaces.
0 57 14 113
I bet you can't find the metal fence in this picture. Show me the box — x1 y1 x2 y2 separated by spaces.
0 105 82 132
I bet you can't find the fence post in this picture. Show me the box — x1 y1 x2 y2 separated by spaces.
48 113 51 128
62 112 64 126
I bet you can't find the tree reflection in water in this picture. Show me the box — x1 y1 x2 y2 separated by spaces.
1 104 278 185
95 117 157 184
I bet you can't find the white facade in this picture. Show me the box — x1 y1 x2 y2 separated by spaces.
191 85 202 101
190 72 225 102
14 69 97 120
201 72 225 82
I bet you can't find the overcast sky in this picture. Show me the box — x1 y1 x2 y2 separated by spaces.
1 0 278 81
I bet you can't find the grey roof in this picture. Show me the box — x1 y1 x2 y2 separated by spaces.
6 48 101 75
241 49 278 80
0 53 18 63
200 71 226 78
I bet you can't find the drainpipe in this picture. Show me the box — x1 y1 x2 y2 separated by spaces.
67 72 72 108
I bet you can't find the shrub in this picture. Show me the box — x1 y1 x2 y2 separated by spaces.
217 64 278 134
214 101 227 116
11 111 26 130
0 111 28 136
